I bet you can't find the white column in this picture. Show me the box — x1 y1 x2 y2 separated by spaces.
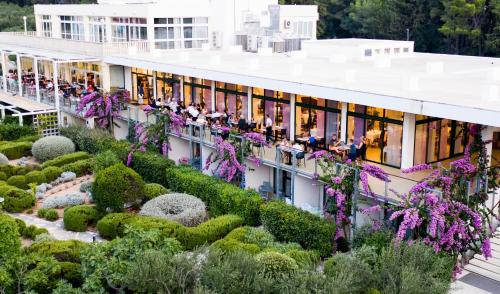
180 77 184 102
17 54 22 96
247 86 252 120
53 61 61 125
83 16 91 42
105 17 112 43
152 70 157 101
481 126 494 168
290 94 296 141
340 102 348 143
401 112 416 169
100 62 111 92
211 81 216 111
33 57 40 102
1 51 6 93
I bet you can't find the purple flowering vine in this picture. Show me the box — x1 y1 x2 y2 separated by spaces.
76 90 129 130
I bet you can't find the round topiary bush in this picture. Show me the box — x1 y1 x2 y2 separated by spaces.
139 193 207 227
1 187 36 212
0 153 9 165
93 163 145 212
7 175 28 189
42 166 63 182
255 251 298 279
144 183 168 201
64 205 99 232
44 209 59 221
0 214 21 261
25 170 47 185
32 136 75 162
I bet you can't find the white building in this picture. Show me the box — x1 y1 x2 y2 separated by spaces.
0 0 499 222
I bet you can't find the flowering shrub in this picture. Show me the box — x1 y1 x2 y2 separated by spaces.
127 107 184 166
41 193 85 209
76 90 129 129
0 152 9 165
139 193 207 227
32 136 75 162
205 136 246 183
243 132 270 166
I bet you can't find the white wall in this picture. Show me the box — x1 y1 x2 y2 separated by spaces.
168 136 190 164
110 65 125 89
113 118 128 140
293 175 321 210
245 160 273 191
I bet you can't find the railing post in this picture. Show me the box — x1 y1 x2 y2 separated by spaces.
351 169 360 239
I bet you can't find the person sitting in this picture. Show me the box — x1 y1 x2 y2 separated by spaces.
357 136 367 160
308 133 317 152
329 134 343 155
292 141 305 166
237 115 247 132
348 138 358 161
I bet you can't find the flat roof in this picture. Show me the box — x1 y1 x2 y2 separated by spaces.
0 44 100 62
105 49 500 127
0 93 56 113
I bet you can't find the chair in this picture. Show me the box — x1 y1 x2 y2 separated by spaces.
279 128 287 140
295 151 306 167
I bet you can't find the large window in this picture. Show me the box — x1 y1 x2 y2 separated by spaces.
89 17 106 43
347 105 403 167
112 17 147 42
41 15 52 37
252 88 290 138
154 17 208 49
295 96 340 146
60 16 84 40
216 83 248 119
132 68 153 105
70 62 102 90
183 77 212 111
156 72 181 104
414 117 469 165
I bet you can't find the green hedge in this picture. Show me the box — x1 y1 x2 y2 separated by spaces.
60 158 95 177
144 183 168 200
0 124 35 141
25 170 47 185
41 151 91 169
96 213 243 250
63 205 99 232
129 152 174 186
7 175 27 189
260 201 336 257
42 166 63 182
27 240 88 263
165 166 262 225
0 141 32 159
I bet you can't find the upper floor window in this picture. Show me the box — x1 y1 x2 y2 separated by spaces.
153 17 208 49
292 21 313 38
89 17 106 43
40 15 52 38
60 16 84 41
111 17 147 42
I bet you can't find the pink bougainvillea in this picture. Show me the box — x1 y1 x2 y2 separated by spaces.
205 136 246 182
76 90 129 129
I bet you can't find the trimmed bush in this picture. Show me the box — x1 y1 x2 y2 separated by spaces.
0 171 7 181
181 214 243 250
260 201 336 257
13 135 40 143
96 213 136 239
42 166 63 182
0 214 21 261
25 170 47 185
130 152 174 185
0 141 32 159
37 208 49 218
0 123 35 141
93 163 145 212
144 183 168 200
1 186 36 212
0 164 11 178
60 158 95 177
255 251 299 278
93 150 120 173
27 239 88 263
42 193 85 209
166 166 263 225
0 153 9 165
139 193 207 226
32 136 75 162
22 225 49 240
212 238 261 255
41 151 91 169
45 209 59 221
64 205 99 232
284 249 320 269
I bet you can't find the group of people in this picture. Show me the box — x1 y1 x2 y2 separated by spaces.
328 134 367 161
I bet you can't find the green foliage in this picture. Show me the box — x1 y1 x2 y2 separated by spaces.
22 225 49 240
0 171 7 181
13 134 40 143
130 151 174 185
92 150 120 173
284 249 320 269
0 185 35 212
144 183 168 200
37 208 49 218
0 123 35 141
93 163 145 212
28 240 88 263
32 136 76 162
7 174 27 189
212 238 261 254
181 214 244 250
0 214 21 262
255 251 299 279
352 225 394 254
41 151 91 169
0 141 32 159
95 213 136 239
323 252 375 293
166 166 263 225
60 158 95 177
44 209 59 221
63 205 99 232
25 170 47 185
260 200 335 257
42 166 63 182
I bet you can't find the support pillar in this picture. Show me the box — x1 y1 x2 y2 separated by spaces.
247 86 252 120
1 51 6 93
401 112 416 169
481 126 494 168
16 54 22 96
340 102 348 143
211 80 215 111
290 94 296 141
100 62 111 92
33 57 40 102
152 70 157 102
53 61 61 125
180 77 184 102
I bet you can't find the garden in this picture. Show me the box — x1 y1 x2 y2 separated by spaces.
0 104 498 293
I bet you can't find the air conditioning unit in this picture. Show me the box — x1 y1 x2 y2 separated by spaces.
212 31 222 49
284 20 291 29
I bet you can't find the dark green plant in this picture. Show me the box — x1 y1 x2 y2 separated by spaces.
45 209 59 221
0 141 32 159
41 152 91 169
0 123 35 141
63 205 99 232
0 186 35 212
323 252 375 293
60 158 95 177
25 170 47 185
0 214 21 262
181 215 243 250
144 183 168 200
27 240 88 263
92 163 145 212
7 175 28 189
92 150 120 174
129 151 174 186
42 166 63 182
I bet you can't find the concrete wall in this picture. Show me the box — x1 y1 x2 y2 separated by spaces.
245 160 273 191
113 118 128 140
168 136 190 165
293 175 321 211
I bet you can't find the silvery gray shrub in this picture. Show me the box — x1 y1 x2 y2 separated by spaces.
0 152 9 165
32 136 75 162
80 181 93 193
139 193 207 227
42 193 85 209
